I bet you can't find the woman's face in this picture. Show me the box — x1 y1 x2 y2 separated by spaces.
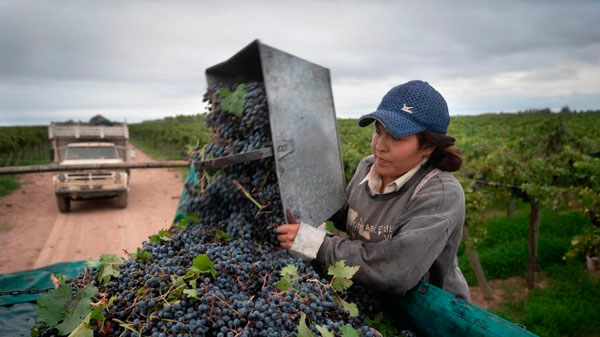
371 122 433 183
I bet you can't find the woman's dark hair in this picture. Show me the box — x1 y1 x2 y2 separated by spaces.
416 129 462 172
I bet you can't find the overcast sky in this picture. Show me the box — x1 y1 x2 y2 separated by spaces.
1 0 600 126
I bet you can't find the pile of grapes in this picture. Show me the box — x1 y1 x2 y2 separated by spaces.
35 82 414 337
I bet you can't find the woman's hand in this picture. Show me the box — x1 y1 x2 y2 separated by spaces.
276 224 300 249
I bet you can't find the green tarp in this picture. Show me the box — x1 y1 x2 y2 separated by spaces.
0 261 86 337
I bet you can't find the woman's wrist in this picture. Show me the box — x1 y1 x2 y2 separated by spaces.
290 222 328 261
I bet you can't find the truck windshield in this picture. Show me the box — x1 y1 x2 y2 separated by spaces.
66 147 119 160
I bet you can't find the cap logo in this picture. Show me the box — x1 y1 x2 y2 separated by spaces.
401 103 414 114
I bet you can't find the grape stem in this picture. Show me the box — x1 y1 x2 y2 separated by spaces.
233 179 265 210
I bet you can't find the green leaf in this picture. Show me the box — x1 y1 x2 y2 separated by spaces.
136 287 145 296
219 84 246 117
171 275 186 288
96 254 123 285
55 285 98 335
275 278 293 292
89 305 104 322
216 230 232 243
276 264 299 291
183 279 199 299
328 260 359 279
175 213 199 231
67 322 93 337
297 313 317 337
150 229 171 243
367 312 399 337
340 324 360 337
314 324 335 337
331 277 353 292
107 296 116 308
183 288 199 299
328 260 359 292
281 264 299 278
334 295 359 317
190 254 217 278
134 248 152 261
37 280 73 326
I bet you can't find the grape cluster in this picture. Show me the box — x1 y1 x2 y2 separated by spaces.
38 81 415 337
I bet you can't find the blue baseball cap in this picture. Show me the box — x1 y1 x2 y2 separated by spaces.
358 80 449 137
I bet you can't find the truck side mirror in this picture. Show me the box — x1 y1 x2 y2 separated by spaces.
129 148 136 159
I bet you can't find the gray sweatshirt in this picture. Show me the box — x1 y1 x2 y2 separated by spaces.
291 155 471 301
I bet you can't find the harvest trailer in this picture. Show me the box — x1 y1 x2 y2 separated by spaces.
48 120 132 212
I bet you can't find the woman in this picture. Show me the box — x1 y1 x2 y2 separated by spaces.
277 80 470 301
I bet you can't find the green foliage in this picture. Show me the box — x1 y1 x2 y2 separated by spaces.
297 313 317 337
215 230 233 243
0 126 51 167
564 225 600 260
367 312 400 337
333 295 359 317
219 84 247 117
188 254 217 278
459 208 591 283
133 248 152 261
175 213 199 231
493 263 600 337
129 120 209 161
276 264 299 291
149 229 171 243
339 325 360 337
0 175 20 198
36 279 98 335
87 254 124 285
328 260 359 292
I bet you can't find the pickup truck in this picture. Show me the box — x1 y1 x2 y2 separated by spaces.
53 142 128 212
48 119 132 212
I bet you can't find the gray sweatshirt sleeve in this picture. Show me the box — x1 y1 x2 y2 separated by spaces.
315 175 465 295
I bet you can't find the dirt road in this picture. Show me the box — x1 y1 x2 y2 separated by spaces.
0 148 184 274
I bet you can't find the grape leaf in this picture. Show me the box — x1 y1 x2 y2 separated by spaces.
96 254 123 285
314 324 334 337
328 260 359 280
55 284 98 335
190 254 217 278
67 322 93 337
275 278 293 292
89 305 104 322
216 230 232 243
37 280 73 326
219 84 246 117
334 295 359 317
340 324 360 337
183 288 198 299
328 260 359 292
183 279 199 299
281 264 298 278
276 264 299 291
297 313 316 337
150 229 171 243
175 213 200 231
134 248 152 261
367 312 399 337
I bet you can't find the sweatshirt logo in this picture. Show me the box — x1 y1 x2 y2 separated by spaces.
401 104 414 114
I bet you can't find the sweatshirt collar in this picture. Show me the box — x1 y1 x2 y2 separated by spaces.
360 157 429 195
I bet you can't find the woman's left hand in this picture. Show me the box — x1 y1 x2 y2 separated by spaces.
276 224 300 249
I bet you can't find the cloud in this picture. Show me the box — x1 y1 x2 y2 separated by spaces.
1 0 600 125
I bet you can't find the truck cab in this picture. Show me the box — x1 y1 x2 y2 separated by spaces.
48 119 131 212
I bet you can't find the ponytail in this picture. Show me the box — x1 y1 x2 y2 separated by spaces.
417 129 463 172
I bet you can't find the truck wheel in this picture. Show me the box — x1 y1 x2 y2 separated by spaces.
57 196 70 213
116 191 128 208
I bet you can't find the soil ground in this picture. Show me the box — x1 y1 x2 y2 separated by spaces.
0 147 184 274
